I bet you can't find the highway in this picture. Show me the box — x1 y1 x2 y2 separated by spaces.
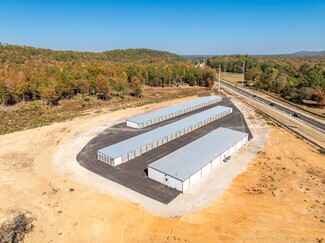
220 79 325 133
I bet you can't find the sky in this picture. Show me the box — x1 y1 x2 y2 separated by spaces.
0 0 324 55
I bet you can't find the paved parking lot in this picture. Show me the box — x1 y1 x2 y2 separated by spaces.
76 97 252 204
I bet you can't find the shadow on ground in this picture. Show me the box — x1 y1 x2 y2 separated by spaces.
77 97 252 204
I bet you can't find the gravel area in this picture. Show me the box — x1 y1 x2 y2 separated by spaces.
53 96 269 216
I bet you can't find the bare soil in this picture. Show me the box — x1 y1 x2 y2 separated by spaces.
75 97 252 204
0 96 324 242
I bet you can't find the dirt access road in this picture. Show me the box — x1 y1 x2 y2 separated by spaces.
0 96 324 242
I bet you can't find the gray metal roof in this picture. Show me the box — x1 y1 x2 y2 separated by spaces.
148 128 248 181
98 106 231 159
126 96 221 124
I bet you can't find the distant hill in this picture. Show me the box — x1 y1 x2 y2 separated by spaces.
182 54 216 58
290 50 325 56
103 48 183 63
0 43 184 64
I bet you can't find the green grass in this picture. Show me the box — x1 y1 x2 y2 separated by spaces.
0 86 212 135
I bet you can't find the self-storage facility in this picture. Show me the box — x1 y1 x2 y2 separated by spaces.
97 106 232 166
126 96 222 129
147 127 249 192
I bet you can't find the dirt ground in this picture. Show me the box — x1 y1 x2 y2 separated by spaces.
0 96 324 242
73 97 253 205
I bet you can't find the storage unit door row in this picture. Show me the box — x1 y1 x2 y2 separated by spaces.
134 98 221 128
97 107 232 166
148 134 248 192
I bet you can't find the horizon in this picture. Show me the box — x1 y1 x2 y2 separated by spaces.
0 41 325 56
1 42 324 57
0 0 324 55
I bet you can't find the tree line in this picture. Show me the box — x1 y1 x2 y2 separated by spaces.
0 43 185 64
0 44 217 106
0 62 216 106
207 55 325 105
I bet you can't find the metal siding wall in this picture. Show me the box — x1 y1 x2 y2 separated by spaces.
128 151 135 160
126 120 140 129
229 144 236 155
103 102 231 166
121 154 128 163
183 178 190 191
148 168 165 184
221 150 229 161
141 146 146 153
126 97 223 128
135 148 141 156
166 176 183 191
147 143 153 150
236 140 242 150
189 170 201 187
114 157 122 166
154 141 159 148
212 156 221 168
202 162 212 176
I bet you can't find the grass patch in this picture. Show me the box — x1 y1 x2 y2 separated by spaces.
0 86 211 135
221 72 243 84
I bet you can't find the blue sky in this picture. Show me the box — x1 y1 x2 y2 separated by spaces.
0 0 324 55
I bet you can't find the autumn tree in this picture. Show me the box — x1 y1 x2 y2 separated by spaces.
15 70 30 102
312 86 325 106
130 76 143 97
0 73 9 105
245 67 262 83
79 79 90 97
39 85 59 106
203 68 216 88
96 74 110 100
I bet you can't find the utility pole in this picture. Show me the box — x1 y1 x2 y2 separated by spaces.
218 64 221 93
242 61 245 86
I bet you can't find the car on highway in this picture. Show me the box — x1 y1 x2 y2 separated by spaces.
270 102 275 107
252 95 256 98
293 112 301 118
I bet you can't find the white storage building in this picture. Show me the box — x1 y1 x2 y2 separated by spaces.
126 96 222 128
97 106 232 166
147 127 249 192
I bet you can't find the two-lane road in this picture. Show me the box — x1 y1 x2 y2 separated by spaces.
220 79 325 133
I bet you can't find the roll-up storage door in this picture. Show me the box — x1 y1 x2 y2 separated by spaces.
128 151 135 160
121 154 128 163
152 141 158 149
135 148 141 156
147 143 152 150
141 146 146 153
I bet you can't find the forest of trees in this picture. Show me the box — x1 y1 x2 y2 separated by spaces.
207 55 325 106
0 44 186 64
3 43 323 108
0 44 216 106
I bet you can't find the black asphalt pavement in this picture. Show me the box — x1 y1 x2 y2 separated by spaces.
76 97 252 204
221 79 325 132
